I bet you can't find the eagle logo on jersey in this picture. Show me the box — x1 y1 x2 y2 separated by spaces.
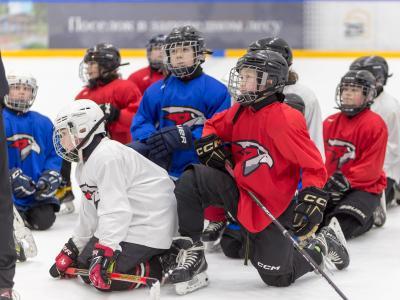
7 134 41 161
162 106 206 127
80 183 100 209
327 139 356 169
234 140 274 176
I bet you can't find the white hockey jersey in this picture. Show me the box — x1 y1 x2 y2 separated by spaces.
284 82 325 160
72 138 177 252
371 90 400 183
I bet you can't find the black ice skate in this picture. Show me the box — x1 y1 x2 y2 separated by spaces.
168 237 208 295
308 217 350 270
0 288 19 300
202 221 226 242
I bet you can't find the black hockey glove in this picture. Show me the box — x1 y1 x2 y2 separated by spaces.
9 168 36 198
35 170 62 201
49 238 79 278
194 134 232 170
146 125 193 159
99 103 120 123
324 171 351 204
293 186 329 240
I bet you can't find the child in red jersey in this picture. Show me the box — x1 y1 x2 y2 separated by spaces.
323 69 388 238
165 50 349 295
128 34 167 95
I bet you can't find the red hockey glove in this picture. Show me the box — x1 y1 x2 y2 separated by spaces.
89 243 116 290
49 238 79 278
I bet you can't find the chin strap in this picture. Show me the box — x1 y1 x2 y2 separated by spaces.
75 115 107 151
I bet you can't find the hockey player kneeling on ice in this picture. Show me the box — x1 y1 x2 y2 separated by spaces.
3 72 62 232
323 70 388 237
49 99 177 292
169 50 349 295
350 56 400 218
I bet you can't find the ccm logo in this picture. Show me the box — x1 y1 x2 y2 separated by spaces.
257 261 281 271
196 139 222 156
304 194 327 206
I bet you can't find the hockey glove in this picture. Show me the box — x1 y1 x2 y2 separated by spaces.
35 170 62 201
324 171 351 204
146 125 193 159
293 186 329 240
89 243 116 290
49 238 79 278
9 168 36 198
99 103 120 123
194 134 232 170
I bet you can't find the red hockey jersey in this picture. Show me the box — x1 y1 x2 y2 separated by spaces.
323 109 387 194
203 101 327 233
76 79 141 144
128 66 164 95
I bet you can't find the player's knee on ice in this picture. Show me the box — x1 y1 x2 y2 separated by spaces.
27 204 56 230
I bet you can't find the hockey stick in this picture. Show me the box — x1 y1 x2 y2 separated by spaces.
225 162 348 300
64 267 160 300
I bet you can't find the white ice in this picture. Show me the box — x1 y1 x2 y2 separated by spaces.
3 56 400 299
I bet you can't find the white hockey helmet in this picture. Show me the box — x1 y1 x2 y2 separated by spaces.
4 71 38 113
53 99 106 163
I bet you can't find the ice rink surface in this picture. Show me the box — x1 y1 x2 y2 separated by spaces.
3 56 400 299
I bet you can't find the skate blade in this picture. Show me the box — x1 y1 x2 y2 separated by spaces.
174 272 209 295
204 239 222 253
15 227 37 258
58 201 75 215
328 217 348 249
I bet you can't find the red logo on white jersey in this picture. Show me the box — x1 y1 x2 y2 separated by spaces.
80 183 100 209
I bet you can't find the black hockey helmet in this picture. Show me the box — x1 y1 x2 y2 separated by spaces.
146 34 166 70
80 43 128 85
228 49 288 106
350 55 391 86
163 25 207 78
84 43 122 72
336 70 377 116
284 93 305 115
248 37 293 67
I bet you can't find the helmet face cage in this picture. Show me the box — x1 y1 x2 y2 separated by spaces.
228 64 270 106
53 124 80 163
147 43 165 71
53 101 106 163
163 40 203 78
4 75 38 113
79 60 98 84
335 82 376 116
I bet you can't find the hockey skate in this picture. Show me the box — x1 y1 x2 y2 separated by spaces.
373 193 387 227
202 221 226 252
308 217 349 270
0 288 20 300
56 184 75 215
168 237 209 295
13 206 37 260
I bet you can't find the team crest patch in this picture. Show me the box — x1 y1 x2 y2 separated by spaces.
80 183 100 209
7 134 41 160
327 139 356 168
162 106 206 127
234 140 274 176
